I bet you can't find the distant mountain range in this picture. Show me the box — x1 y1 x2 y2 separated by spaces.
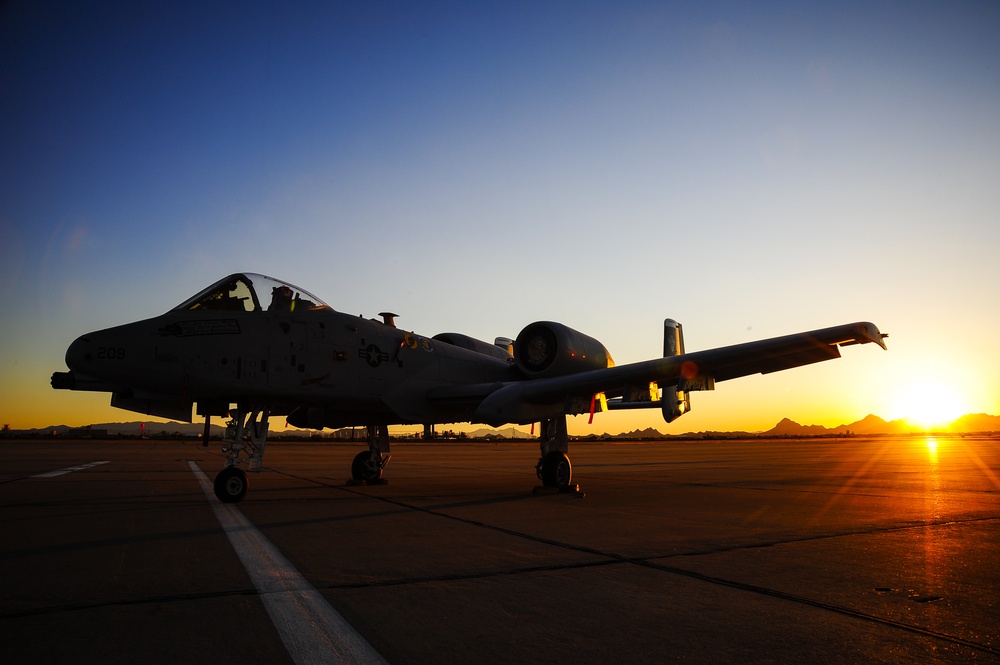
7 413 999 439
763 413 1000 435
648 413 1000 438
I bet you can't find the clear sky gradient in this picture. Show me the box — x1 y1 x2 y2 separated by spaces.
2 1 998 434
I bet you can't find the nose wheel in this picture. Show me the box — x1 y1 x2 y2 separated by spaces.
214 467 248 503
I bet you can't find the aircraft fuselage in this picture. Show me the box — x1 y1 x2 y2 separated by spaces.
62 306 514 426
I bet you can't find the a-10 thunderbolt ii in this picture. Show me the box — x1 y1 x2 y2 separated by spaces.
51 273 887 503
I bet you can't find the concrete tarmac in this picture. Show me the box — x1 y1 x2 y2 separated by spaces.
1 435 998 664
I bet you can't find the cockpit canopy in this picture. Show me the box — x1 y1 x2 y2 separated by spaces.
173 273 332 314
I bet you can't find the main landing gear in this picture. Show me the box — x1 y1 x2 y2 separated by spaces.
535 415 579 494
349 424 391 484
207 410 574 499
213 407 270 503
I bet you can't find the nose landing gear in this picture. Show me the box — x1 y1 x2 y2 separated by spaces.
213 407 270 503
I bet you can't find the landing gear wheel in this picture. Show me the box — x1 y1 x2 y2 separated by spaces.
214 467 248 503
351 451 382 482
540 451 572 489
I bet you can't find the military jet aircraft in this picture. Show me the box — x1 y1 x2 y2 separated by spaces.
51 272 887 502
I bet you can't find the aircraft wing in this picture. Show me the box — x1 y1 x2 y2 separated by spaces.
472 321 886 425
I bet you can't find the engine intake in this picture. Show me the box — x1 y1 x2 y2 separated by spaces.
514 321 613 378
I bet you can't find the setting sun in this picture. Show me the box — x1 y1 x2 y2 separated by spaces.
889 379 967 430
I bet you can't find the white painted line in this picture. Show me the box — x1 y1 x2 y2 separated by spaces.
32 460 110 478
189 462 388 665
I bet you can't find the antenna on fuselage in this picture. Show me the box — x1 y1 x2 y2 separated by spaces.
379 312 398 327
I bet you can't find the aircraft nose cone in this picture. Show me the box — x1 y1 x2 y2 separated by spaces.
65 335 92 370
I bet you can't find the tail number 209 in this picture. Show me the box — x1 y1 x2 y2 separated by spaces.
97 347 126 360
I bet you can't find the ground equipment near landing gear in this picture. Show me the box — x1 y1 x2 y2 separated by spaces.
535 415 580 493
213 407 270 503
349 424 391 484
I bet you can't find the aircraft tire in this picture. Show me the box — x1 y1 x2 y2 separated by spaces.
351 451 382 482
214 467 248 503
540 451 572 489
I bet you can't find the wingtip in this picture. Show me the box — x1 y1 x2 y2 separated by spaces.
864 322 888 350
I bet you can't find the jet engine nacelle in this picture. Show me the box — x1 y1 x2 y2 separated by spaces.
432 332 513 362
514 321 613 378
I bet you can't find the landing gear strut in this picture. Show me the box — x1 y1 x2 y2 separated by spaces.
536 415 578 492
350 424 391 484
213 407 270 503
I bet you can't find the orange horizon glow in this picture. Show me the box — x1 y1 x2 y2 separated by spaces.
7 397 996 437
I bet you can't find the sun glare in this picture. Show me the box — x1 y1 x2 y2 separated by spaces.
890 380 966 430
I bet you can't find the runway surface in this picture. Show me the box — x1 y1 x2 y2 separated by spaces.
2 435 998 664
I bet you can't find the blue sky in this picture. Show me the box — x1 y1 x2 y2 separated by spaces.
2 1 998 433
